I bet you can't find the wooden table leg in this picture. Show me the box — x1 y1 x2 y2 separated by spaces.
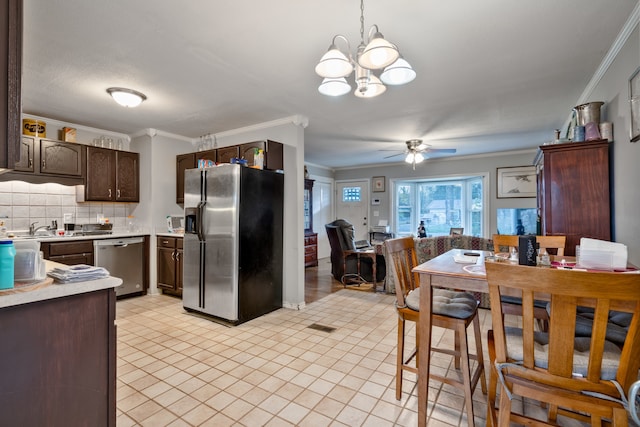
418 273 433 427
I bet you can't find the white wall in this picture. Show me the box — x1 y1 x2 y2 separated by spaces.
140 117 308 308
333 150 538 237
589 25 640 265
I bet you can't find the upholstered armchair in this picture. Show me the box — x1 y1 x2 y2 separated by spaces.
325 219 385 284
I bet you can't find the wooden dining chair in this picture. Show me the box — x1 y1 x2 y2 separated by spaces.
485 262 640 426
384 237 486 426
491 234 518 255
491 234 566 331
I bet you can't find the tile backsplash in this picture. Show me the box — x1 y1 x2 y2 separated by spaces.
0 181 133 232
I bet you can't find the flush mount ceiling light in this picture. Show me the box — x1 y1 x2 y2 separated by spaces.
106 87 147 108
314 0 415 99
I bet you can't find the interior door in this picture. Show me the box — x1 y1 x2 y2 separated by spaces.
312 177 333 259
336 180 370 242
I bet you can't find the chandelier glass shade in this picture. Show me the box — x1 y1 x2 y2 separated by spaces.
318 77 352 96
315 0 414 98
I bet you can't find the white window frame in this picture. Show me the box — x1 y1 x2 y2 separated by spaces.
390 173 489 237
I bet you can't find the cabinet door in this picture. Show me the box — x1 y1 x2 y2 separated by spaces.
14 136 34 172
86 146 116 201
115 151 139 202
176 248 183 293
195 149 216 166
157 247 176 290
40 139 83 176
176 153 195 204
240 141 264 166
265 140 283 171
216 146 239 164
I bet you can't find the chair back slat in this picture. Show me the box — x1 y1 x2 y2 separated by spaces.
384 237 419 308
520 290 536 368
485 262 640 396
547 296 578 377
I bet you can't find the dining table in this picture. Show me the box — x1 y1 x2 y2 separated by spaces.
411 247 635 426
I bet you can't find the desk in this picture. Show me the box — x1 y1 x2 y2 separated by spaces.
413 249 490 427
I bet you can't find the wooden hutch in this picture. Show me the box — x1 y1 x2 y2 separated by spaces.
535 139 611 256
304 178 318 267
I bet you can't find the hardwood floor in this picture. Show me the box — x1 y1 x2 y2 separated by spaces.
304 257 344 304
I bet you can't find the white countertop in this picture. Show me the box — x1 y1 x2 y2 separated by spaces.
156 232 184 238
0 261 122 309
8 231 149 243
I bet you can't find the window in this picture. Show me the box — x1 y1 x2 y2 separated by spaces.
496 208 537 235
342 186 361 202
393 176 485 237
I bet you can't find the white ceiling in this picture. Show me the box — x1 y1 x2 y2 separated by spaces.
21 0 638 169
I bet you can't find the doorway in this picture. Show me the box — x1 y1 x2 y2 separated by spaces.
311 176 333 259
335 180 370 241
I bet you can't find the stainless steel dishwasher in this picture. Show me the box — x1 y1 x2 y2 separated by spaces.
94 237 145 297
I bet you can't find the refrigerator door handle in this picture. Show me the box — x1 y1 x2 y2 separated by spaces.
197 201 206 242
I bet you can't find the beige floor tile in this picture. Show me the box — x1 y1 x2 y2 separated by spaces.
114 290 518 426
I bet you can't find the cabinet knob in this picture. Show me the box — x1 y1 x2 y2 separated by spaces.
117 189 121 198
171 250 176 261
42 159 46 169
108 188 112 198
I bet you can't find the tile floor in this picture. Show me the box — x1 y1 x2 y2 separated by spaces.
114 271 592 426
116 288 500 427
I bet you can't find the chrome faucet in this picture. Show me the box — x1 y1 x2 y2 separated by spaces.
29 221 56 236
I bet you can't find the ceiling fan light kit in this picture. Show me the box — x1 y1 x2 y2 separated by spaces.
315 0 415 98
383 139 456 169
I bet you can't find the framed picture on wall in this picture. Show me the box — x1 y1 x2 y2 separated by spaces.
497 166 537 198
372 176 385 192
630 66 640 142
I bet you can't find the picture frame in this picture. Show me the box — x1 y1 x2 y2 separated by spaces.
372 176 385 192
497 166 537 198
629 66 640 142
449 227 464 235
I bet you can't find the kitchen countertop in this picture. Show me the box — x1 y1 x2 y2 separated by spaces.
156 232 184 238
0 260 122 309
8 231 150 243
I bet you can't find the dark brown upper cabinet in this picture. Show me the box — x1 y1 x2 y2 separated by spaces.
39 139 83 176
85 146 139 202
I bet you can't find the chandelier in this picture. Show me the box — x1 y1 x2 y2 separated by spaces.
314 0 416 98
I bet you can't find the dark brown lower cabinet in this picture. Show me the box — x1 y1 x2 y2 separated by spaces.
157 236 183 296
0 288 116 426
41 240 94 265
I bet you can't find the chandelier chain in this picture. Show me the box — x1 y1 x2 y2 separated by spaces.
360 0 365 44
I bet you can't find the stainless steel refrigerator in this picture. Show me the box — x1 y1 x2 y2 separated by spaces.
183 164 284 324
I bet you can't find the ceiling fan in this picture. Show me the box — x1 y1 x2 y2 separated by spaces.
383 139 456 169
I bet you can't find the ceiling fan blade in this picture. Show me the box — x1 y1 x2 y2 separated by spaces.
425 148 456 153
383 153 405 159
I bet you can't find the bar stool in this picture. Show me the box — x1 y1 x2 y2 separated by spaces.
385 237 486 426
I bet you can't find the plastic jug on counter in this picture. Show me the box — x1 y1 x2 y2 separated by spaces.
0 240 16 289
